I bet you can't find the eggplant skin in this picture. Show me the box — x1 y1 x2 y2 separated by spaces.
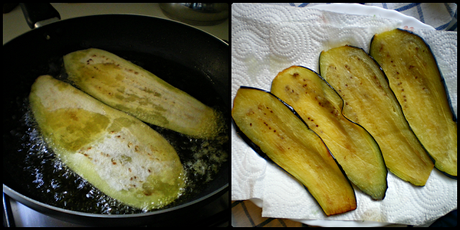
29 75 185 210
232 87 356 216
370 29 457 177
64 48 223 139
271 66 388 200
319 45 434 186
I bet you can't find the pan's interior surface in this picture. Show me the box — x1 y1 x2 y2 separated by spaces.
3 14 229 219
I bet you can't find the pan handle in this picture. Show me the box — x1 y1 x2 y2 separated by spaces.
20 3 61 29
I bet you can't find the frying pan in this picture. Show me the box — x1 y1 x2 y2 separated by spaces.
3 4 229 226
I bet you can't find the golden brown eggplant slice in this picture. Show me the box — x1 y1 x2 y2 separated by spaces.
232 87 356 216
271 66 387 200
29 75 185 210
319 46 434 186
64 48 223 139
370 29 457 177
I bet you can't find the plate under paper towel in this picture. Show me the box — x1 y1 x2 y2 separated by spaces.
231 3 457 226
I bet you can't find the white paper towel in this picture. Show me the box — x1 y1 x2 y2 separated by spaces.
231 3 457 226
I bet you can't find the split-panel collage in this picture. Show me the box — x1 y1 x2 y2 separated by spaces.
3 3 457 227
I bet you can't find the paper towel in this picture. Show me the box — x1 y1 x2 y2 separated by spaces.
231 3 457 226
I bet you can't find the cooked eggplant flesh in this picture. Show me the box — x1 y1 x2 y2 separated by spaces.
29 75 186 210
319 46 434 186
232 87 356 216
271 66 387 200
370 29 457 177
64 48 223 139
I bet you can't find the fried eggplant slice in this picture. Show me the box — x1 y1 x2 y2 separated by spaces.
370 29 457 177
271 66 387 199
64 48 223 139
319 46 434 186
29 75 185 210
232 87 356 216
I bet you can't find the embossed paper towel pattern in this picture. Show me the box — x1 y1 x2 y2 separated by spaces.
232 3 457 226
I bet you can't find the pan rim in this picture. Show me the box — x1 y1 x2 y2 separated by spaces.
3 13 228 47
3 183 228 218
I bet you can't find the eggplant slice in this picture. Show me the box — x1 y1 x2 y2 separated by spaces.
64 48 223 139
29 75 185 210
319 46 434 186
232 87 356 216
370 29 457 177
271 66 387 200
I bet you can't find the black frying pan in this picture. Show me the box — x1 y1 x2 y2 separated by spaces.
3 4 229 226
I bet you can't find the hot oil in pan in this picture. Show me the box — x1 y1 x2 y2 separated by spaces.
18 108 228 214
7 54 229 214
